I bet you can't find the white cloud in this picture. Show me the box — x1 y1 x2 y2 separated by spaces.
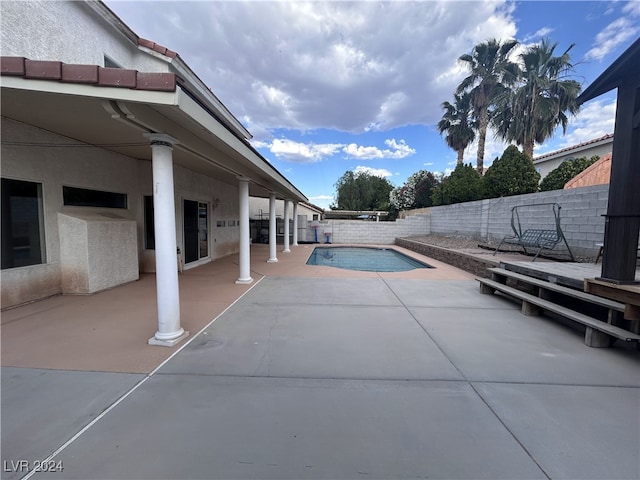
623 1 640 17
343 143 385 159
343 138 415 160
105 0 517 134
586 12 640 61
523 26 554 42
558 99 616 147
263 138 344 163
433 168 455 178
384 139 416 158
353 166 393 178
307 194 333 210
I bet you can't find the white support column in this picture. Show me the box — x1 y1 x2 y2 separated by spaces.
283 199 291 253
267 192 278 262
236 177 253 284
292 202 299 246
145 133 189 347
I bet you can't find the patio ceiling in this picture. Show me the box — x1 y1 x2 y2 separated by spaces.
1 76 307 202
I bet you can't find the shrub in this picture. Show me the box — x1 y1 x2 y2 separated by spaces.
483 145 540 198
431 163 483 206
539 156 599 191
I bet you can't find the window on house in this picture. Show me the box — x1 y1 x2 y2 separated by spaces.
1 178 46 269
63 186 127 209
144 195 155 250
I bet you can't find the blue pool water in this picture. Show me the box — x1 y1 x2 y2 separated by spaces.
306 246 433 272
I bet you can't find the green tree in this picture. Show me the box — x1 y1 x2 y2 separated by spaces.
492 39 581 160
539 155 599 191
390 170 438 210
413 170 438 208
457 38 519 173
483 145 540 198
431 164 483 206
333 170 394 211
437 92 476 166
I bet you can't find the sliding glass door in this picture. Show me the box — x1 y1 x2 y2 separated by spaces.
183 200 208 265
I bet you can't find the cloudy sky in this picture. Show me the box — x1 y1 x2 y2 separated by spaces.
105 0 639 208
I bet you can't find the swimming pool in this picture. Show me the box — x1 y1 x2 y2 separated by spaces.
306 246 434 272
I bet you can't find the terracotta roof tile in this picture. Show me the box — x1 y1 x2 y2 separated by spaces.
98 67 137 88
138 38 178 59
1 57 176 92
61 64 98 84
25 59 61 80
136 72 176 91
1 56 25 75
564 153 612 189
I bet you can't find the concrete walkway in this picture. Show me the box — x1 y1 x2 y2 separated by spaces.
2 244 639 479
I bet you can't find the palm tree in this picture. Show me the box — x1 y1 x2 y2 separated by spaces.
492 39 581 160
457 38 519 173
437 92 476 165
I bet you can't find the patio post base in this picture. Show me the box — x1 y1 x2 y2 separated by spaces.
235 277 254 285
148 330 190 347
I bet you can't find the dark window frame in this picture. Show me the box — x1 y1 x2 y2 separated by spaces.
1 177 46 269
63 186 127 209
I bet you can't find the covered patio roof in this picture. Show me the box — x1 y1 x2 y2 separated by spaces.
1 58 307 203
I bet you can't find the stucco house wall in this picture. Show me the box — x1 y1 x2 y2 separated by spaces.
1 117 142 305
1 115 244 307
0 1 164 72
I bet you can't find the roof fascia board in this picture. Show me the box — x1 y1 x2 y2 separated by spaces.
0 75 177 105
164 56 252 140
177 87 307 202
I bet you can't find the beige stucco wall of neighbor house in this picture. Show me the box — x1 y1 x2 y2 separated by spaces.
0 1 165 72
533 138 613 180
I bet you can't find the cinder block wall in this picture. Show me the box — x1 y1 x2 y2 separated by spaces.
302 185 610 258
429 184 609 257
307 215 430 245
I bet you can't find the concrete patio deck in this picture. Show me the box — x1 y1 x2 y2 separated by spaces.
2 243 639 479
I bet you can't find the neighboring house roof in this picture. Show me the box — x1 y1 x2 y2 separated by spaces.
533 133 614 164
564 153 612 189
300 201 325 214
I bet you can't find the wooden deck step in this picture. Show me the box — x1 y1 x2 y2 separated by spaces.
487 267 625 312
477 277 640 347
